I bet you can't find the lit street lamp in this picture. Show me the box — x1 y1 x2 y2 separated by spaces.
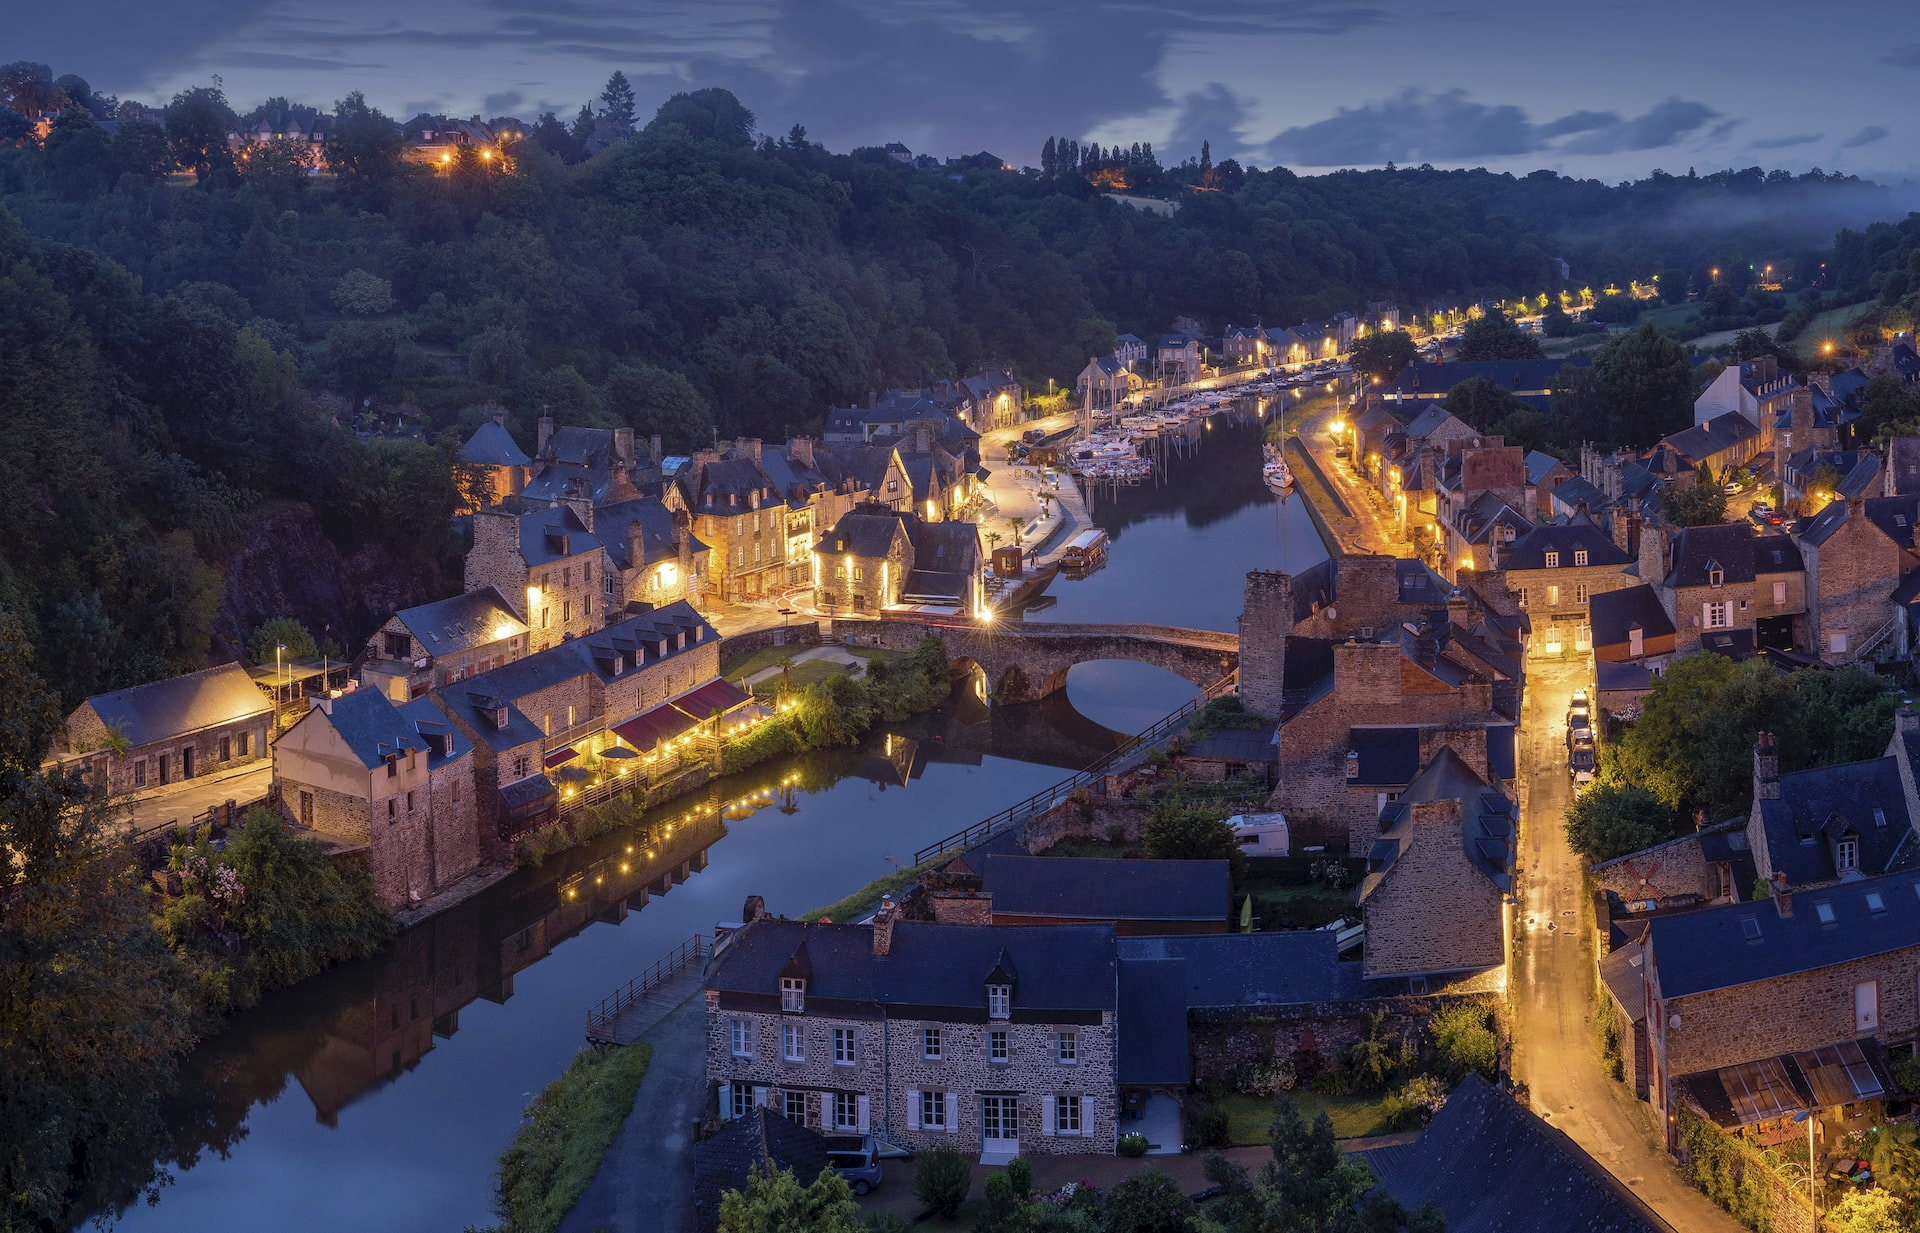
1791 1109 1818 1217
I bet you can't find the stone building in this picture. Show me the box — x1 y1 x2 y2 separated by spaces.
1356 750 1514 987
456 413 532 509
815 504 983 616
1492 512 1632 659
595 498 708 611
1796 495 1910 662
705 906 1119 1161
1744 723 1920 893
58 662 274 796
519 420 663 505
466 505 605 653
272 688 480 909
669 438 871 603
360 585 528 703
430 690 554 845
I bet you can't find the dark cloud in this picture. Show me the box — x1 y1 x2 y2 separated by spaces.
482 90 525 114
1878 43 1920 67
1560 98 1719 154
1748 132 1822 150
1845 125 1890 148
1536 110 1617 139
1166 85 1253 161
12 0 269 94
220 51 385 71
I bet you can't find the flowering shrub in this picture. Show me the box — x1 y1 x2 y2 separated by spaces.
1399 1074 1448 1114
1235 1058 1297 1096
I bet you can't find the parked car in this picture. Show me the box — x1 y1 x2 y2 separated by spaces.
1566 689 1591 735
1748 507 1771 529
1022 428 1046 444
827 1139 884 1195
1723 481 1742 495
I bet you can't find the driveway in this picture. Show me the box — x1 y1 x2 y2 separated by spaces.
559 992 709 1233
1509 658 1744 1233
112 761 274 839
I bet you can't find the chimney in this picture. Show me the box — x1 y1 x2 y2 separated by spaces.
537 415 555 456
492 406 509 428
675 507 693 581
614 427 634 466
788 436 814 468
1754 731 1780 800
1446 586 1469 627
1789 388 1814 442
651 434 663 464
628 520 645 578
742 894 768 923
735 436 762 461
867 389 878 409
1771 870 1793 919
872 894 896 956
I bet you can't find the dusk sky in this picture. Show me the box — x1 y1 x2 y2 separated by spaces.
18 0 1919 182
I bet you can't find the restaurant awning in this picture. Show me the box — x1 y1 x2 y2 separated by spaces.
612 702 698 751
543 746 578 768
669 678 753 721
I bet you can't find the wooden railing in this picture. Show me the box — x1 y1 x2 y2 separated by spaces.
911 669 1238 866
586 934 712 1043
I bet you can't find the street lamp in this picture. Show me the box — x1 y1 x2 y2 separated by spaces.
1791 1109 1818 1217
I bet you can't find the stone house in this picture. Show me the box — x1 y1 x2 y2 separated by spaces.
466 504 605 654
595 498 708 611
431 690 554 844
816 504 983 616
705 907 1119 1161
1588 583 1678 667
1795 495 1909 662
1641 872 1917 1150
58 663 274 796
1155 333 1201 382
1525 450 1575 520
1589 819 1756 916
928 856 1230 934
1645 522 1779 659
1655 410 1761 482
360 586 528 703
521 420 664 506
957 371 1023 432
456 414 531 510
1077 355 1132 413
1221 325 1274 367
1114 334 1148 370
1745 723 1920 894
273 688 480 909
1357 750 1514 987
1493 513 1633 659
1343 722 1516 835
1692 354 1793 431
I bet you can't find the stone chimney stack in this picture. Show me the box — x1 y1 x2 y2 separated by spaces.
614 427 634 466
1789 388 1814 446
537 415 555 456
651 434 663 464
1446 587 1469 629
742 894 768 923
674 507 693 582
788 436 814 468
1237 570 1293 719
735 436 762 461
1771 870 1793 919
1754 731 1780 800
627 520 645 581
872 895 897 955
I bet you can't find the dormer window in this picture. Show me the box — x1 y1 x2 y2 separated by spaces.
1544 550 1559 568
1709 568 1724 587
1836 837 1859 872
986 983 1011 1019
780 976 805 1013
1574 549 1588 567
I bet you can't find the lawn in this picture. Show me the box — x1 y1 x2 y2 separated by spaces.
1039 837 1137 859
719 644 803 680
1216 1090 1399 1143
493 1043 654 1233
748 659 848 699
1791 299 1876 349
1242 881 1353 930
806 857 941 922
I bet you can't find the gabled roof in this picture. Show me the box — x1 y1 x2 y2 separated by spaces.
1116 931 1369 1007
1546 475 1606 514
1402 405 1462 440
1395 559 1453 606
436 691 543 752
1499 515 1630 571
1347 726 1422 786
705 919 1118 1012
307 686 471 772
1667 523 1756 587
1525 450 1569 485
458 603 714 705
1753 755 1914 887
1362 1074 1673 1233
1660 410 1758 465
459 421 532 468
692 1110 828 1233
1650 868 1920 1000
1588 584 1676 649
1751 534 1803 575
76 662 271 749
817 508 911 559
981 856 1229 923
597 498 706 572
1365 749 1515 896
391 586 527 658
511 505 601 568
1863 495 1920 548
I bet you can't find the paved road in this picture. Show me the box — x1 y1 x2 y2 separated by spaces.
1291 400 1403 556
560 992 708 1233
112 761 274 838
1509 658 1743 1233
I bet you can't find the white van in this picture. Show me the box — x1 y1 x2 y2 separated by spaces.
1226 812 1291 855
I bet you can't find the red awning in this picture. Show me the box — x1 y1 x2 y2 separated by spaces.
543 746 578 768
612 703 698 751
668 678 753 721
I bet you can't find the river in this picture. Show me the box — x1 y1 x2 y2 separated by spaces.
104 400 1329 1233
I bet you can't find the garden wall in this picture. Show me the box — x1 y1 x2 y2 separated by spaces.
717 621 821 671
1189 992 1505 1083
1024 795 1153 853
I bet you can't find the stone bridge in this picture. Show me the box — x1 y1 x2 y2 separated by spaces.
832 618 1239 703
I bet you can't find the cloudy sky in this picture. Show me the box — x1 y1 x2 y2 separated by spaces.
17 0 1918 181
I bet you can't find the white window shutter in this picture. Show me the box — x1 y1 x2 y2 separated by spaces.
753 1086 768 1108
908 1090 922 1131
1701 603 1711 628
946 1092 959 1132
1078 1096 1091 1136
856 1095 871 1134
1041 1096 1057 1136
719 1084 734 1121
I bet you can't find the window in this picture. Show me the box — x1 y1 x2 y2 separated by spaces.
1857 981 1880 1032
833 1027 855 1065
1057 1032 1077 1064
782 1023 805 1062
133 759 146 788
832 1092 860 1131
1516 587 1529 609
1546 584 1560 606
921 1028 942 1059
1574 549 1588 567
220 736 231 761
887 480 899 494
567 704 576 728
730 1018 752 1057
157 753 169 784
853 566 864 582
1056 1095 1082 1135
1704 602 1732 629
1838 837 1859 872
513 754 530 779
387 756 398 779
919 1089 947 1129
238 732 250 757
783 1090 807 1122
541 607 551 629
727 1086 751 1119
583 595 593 618
387 798 396 821
583 560 592 584
1709 568 1725 587
406 790 415 814
605 573 616 596
562 599 572 624
1574 583 1590 605
987 984 1011 1018
989 1029 1009 1063
1831 632 1849 654
1816 901 1837 924
543 714 553 736
1867 891 1887 914
780 977 805 1013
1544 550 1559 568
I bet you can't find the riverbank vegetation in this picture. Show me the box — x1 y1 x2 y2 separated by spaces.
724 638 950 774
490 1043 654 1233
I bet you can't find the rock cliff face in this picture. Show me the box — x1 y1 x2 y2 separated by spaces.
213 503 459 662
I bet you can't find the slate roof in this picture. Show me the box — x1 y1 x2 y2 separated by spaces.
391 586 527 658
908 520 979 576
1649 868 1920 999
1596 660 1657 692
310 687 429 770
459 421 532 467
1361 1074 1673 1233
598 498 706 572
817 509 910 559
706 919 1118 1012
692 1110 828 1233
1499 515 1630 571
1402 405 1460 440
1661 410 1758 465
1864 495 1920 548
458 603 714 705
1347 727 1421 786
1751 534 1803 575
1116 959 1191 1086
437 691 544 752
77 662 271 749
981 856 1230 923
1487 724 1516 780
1364 749 1515 898
1666 523 1756 587
1395 559 1453 606
511 505 602 568
1115 932 1369 1007
1184 725 1277 763
1546 475 1606 515
1525 450 1569 485
1589 584 1676 649
1753 755 1914 887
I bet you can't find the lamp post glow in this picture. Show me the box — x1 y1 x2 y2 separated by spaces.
1792 1109 1817 1217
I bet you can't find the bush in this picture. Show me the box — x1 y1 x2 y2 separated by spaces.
1832 1189 1905 1233
1430 1003 1498 1080
1100 1170 1192 1233
974 1172 1027 1233
1189 1104 1229 1148
1308 1068 1348 1097
1116 1133 1149 1157
1006 1156 1033 1201
1677 1110 1774 1229
913 1146 972 1218
1141 801 1245 882
1896 1049 1920 1094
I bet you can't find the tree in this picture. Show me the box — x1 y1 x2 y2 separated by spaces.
1103 1170 1196 1233
1565 784 1679 862
1657 268 1689 304
246 616 318 666
603 363 716 451
326 320 402 397
718 1166 860 1233
1142 801 1244 881
599 71 637 135
329 92 405 205
529 111 579 162
240 136 313 204
1455 313 1543 361
1429 1003 1498 1080
911 1146 971 1218
110 118 174 180
1831 1190 1905 1233
331 269 395 316
1662 480 1727 528
1349 329 1417 384
1593 322 1695 446
164 83 238 185
0 61 66 117
1861 375 1920 442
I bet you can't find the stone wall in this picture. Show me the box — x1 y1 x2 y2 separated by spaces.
717 623 823 671
1361 800 1506 979
1588 830 1720 906
1024 795 1154 854
67 708 271 799
291 781 372 849
1189 992 1502 1082
1239 571 1292 717
465 511 530 617
1805 499 1902 661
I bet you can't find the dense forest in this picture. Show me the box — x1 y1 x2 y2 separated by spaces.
0 72 1910 708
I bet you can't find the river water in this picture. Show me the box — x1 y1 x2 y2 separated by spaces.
106 401 1328 1233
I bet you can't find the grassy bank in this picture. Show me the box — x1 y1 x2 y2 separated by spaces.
1216 1090 1398 1143
492 1043 654 1233
806 857 942 922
